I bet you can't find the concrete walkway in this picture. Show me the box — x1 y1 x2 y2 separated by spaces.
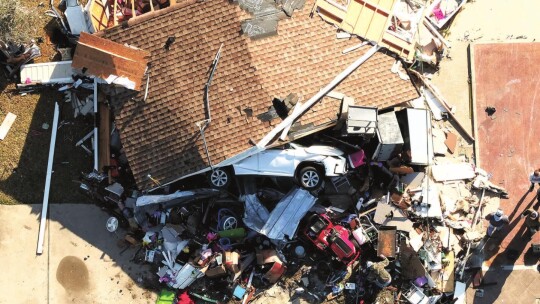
0 204 157 304
466 267 540 304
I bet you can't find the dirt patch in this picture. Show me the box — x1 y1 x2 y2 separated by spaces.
56 256 90 293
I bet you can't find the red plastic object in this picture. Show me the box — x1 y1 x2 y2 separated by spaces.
264 262 287 284
304 213 360 265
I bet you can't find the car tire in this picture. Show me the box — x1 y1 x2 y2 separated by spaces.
297 166 323 190
208 167 231 189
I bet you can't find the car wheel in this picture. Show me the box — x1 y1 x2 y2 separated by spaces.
298 166 323 190
208 167 231 189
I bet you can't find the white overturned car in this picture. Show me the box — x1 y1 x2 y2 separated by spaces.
209 143 349 190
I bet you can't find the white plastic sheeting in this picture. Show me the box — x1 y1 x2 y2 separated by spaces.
243 187 316 242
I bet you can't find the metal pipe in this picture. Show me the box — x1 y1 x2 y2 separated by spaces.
93 78 98 171
37 102 60 255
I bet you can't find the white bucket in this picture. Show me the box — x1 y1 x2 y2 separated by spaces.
352 227 367 245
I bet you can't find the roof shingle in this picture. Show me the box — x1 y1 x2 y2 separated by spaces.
100 0 419 190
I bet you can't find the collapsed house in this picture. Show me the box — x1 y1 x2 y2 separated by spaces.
6 0 519 303
94 0 419 191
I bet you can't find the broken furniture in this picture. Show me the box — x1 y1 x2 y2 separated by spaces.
0 41 41 78
356 214 379 244
312 0 427 62
396 108 434 165
403 284 429 304
343 105 378 138
65 0 90 35
373 111 404 161
374 202 414 232
158 263 205 289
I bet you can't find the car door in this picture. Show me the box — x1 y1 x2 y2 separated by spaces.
232 153 259 175
258 145 296 177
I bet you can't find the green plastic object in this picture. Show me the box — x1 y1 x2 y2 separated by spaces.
156 289 176 304
217 228 246 239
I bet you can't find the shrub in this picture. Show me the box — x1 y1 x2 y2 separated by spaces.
0 0 40 43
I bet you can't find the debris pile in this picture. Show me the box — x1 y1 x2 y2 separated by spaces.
75 93 510 303
2 0 520 303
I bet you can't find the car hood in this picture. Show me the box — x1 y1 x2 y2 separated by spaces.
305 145 345 156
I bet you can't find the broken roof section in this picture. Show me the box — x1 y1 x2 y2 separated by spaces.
72 32 149 90
99 0 419 190
312 0 441 62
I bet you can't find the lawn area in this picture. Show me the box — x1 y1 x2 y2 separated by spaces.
0 0 92 204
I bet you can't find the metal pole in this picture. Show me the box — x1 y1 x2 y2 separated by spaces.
93 78 98 171
37 102 59 255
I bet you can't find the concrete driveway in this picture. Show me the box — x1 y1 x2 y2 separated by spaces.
0 204 157 304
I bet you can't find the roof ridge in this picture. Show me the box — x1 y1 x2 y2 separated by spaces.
95 0 199 37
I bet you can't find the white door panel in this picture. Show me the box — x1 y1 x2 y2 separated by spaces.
259 149 295 176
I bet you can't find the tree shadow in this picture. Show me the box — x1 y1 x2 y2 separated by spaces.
0 86 93 204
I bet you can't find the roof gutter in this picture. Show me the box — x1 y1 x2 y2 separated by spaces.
196 43 223 169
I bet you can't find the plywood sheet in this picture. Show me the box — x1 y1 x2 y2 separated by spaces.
72 32 149 90
373 202 413 232
431 163 475 181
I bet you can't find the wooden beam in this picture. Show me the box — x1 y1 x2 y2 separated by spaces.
98 103 110 176
113 0 118 26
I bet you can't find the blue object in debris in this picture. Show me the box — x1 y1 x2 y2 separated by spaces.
233 285 246 299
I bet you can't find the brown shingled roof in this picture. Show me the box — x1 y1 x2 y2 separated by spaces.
100 0 419 190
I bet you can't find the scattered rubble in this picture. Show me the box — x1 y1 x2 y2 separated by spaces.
2 0 532 303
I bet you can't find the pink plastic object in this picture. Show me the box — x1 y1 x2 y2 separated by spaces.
206 232 218 242
433 7 445 20
348 149 366 169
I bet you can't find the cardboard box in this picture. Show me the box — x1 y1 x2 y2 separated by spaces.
205 265 227 278
225 251 240 273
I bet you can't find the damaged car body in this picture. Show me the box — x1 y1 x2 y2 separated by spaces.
209 143 351 190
